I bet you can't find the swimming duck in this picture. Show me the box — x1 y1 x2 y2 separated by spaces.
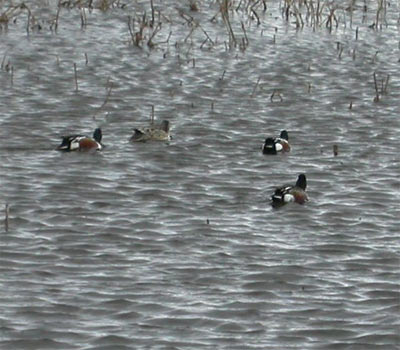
262 130 290 154
130 120 171 142
57 128 103 152
271 174 308 208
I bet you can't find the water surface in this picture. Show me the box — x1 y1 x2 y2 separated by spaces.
0 1 399 349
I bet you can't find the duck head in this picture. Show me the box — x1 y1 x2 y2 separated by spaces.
93 128 102 143
280 130 289 141
262 138 277 154
295 174 307 190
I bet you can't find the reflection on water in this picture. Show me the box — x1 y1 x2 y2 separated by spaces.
0 1 399 349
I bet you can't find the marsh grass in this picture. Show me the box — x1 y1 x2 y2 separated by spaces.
0 1 391 55
373 72 390 102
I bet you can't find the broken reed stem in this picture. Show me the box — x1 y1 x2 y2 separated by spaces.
80 7 87 28
251 76 261 97
241 21 249 48
220 0 236 48
1 53 7 70
150 105 155 124
147 22 162 48
375 0 384 30
383 74 390 93
5 203 9 232
198 23 214 47
373 72 380 102
55 0 61 32
150 0 155 28
333 144 338 157
93 82 113 120
127 16 135 44
100 83 113 109
73 63 78 91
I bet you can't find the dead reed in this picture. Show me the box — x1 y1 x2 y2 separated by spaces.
333 144 338 157
251 76 261 97
92 83 113 121
372 72 390 102
73 63 78 92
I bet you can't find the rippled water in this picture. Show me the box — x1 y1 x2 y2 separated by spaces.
1 1 399 349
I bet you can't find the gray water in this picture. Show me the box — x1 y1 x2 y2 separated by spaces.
0 1 399 349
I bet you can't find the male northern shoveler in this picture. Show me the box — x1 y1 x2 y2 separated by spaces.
130 120 171 142
57 128 103 152
271 174 308 208
262 130 290 155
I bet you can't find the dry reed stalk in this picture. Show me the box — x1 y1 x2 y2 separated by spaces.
54 0 62 32
375 0 386 30
250 76 261 97
373 51 379 63
150 105 155 125
1 52 7 70
373 72 380 102
150 0 155 28
383 74 390 93
80 7 87 28
92 82 113 120
325 7 337 32
219 0 237 48
73 63 78 92
333 144 338 157
101 83 113 108
147 22 162 48
198 23 214 47
127 16 135 44
240 21 249 50
338 45 343 60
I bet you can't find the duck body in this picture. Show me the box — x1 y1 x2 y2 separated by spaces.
262 130 290 155
57 128 103 152
130 120 171 142
271 174 308 208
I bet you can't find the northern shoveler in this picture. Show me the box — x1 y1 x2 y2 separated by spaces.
262 130 290 155
57 128 103 152
271 174 308 208
130 120 171 142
